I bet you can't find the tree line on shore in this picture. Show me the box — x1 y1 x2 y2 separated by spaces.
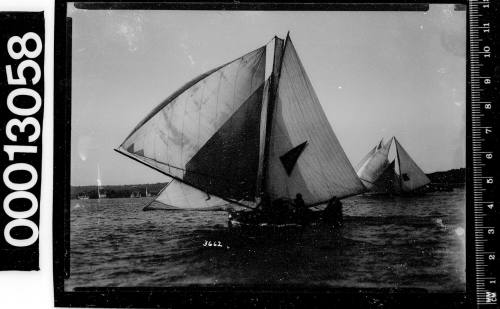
70 168 465 199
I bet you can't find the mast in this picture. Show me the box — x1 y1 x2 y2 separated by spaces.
259 34 286 198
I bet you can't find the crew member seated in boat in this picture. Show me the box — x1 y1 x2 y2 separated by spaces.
294 193 309 224
323 196 343 227
253 193 271 222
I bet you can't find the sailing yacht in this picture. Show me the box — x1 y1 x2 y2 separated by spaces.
116 34 365 224
356 137 430 194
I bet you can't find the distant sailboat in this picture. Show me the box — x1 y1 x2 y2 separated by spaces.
356 137 430 194
356 138 392 190
130 191 141 198
393 138 431 193
116 34 365 216
77 193 89 200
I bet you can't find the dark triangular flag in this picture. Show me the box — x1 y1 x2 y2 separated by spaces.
280 141 308 175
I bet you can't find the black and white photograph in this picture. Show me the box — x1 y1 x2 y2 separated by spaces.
64 2 467 297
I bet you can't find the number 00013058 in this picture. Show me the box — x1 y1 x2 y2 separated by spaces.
2 32 42 247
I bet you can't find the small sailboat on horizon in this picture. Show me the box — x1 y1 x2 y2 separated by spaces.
77 193 90 200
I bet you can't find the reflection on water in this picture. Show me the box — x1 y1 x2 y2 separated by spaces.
66 189 465 292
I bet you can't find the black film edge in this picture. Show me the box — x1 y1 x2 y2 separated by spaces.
0 11 44 271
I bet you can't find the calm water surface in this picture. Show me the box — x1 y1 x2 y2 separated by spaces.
66 189 465 291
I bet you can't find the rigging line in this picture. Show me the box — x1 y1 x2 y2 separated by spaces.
179 87 189 171
214 67 222 134
196 77 206 153
264 35 277 47
250 47 266 88
359 177 377 185
157 108 170 168
143 181 172 210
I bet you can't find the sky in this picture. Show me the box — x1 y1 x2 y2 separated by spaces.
69 4 466 186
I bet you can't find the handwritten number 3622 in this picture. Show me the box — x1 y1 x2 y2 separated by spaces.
203 240 222 247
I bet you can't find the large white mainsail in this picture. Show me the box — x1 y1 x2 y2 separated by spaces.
394 138 430 192
264 36 365 205
117 46 267 205
356 138 391 189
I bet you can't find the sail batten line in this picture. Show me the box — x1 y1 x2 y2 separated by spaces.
358 177 377 185
395 137 403 189
143 181 171 210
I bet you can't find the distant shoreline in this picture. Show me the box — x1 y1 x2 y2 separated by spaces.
70 167 465 199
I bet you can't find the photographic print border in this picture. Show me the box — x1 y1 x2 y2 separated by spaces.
53 1 481 307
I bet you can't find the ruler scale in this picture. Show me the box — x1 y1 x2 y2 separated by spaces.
469 0 497 307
